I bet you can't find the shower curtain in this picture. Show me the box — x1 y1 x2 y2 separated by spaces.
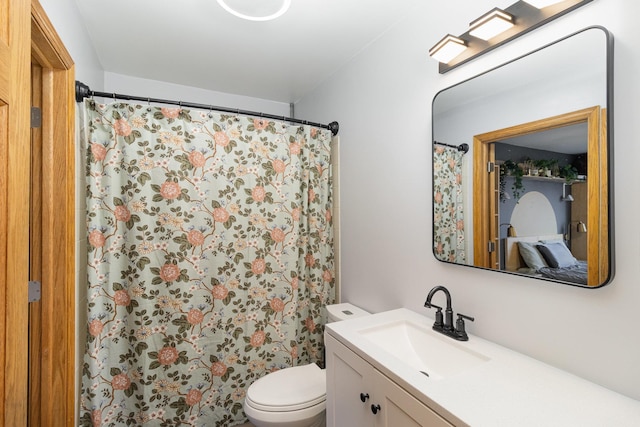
79 100 336 426
433 145 466 263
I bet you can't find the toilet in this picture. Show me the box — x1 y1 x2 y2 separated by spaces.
244 303 370 427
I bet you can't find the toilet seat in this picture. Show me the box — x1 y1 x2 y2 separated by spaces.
245 364 326 412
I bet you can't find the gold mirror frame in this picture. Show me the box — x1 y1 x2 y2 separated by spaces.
472 106 608 286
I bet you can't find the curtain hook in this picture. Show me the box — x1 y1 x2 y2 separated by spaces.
147 97 152 112
208 105 214 119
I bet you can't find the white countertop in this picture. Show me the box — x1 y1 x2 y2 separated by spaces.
326 308 640 427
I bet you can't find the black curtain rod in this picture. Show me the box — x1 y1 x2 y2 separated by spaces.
434 140 469 154
75 81 339 136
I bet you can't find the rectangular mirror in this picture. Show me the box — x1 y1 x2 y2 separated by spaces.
432 26 613 288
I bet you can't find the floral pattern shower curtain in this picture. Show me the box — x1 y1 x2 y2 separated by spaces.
433 145 466 263
79 100 335 426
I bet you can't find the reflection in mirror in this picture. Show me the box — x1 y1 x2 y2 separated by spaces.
432 27 613 288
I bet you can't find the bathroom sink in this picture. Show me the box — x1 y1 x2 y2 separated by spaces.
357 319 489 380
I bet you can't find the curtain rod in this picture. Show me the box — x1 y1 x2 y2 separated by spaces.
434 141 469 154
75 81 339 136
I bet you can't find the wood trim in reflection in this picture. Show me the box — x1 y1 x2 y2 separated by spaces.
472 106 606 286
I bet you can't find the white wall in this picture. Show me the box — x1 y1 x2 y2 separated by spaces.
296 0 640 401
104 72 290 116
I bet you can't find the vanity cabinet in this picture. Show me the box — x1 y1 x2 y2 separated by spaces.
325 334 452 427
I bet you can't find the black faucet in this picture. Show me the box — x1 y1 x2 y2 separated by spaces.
424 285 474 341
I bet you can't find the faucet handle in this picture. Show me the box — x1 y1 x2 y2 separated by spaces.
425 303 444 329
455 313 474 341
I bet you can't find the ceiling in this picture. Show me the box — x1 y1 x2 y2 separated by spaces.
75 0 417 103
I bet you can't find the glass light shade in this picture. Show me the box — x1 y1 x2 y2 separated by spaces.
523 0 565 8
429 35 467 64
216 0 291 21
469 9 514 40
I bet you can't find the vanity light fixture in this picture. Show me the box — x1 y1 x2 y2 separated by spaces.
429 0 593 73
428 35 467 64
469 8 515 41
216 0 291 22
523 0 565 8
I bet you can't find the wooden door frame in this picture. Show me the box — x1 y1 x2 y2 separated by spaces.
30 2 76 425
2 1 75 425
472 106 607 286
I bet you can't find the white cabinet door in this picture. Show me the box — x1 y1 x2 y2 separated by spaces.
326 334 454 427
373 371 453 427
326 334 374 427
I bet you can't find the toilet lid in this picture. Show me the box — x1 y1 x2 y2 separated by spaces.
246 364 326 412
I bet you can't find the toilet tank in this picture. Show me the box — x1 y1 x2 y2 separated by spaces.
326 303 370 323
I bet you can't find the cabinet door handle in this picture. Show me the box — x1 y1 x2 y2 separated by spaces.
360 393 369 402
371 404 381 415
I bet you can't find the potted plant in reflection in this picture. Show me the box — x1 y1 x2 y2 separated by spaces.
560 164 579 183
501 160 525 202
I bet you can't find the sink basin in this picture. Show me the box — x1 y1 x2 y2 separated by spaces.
357 319 489 380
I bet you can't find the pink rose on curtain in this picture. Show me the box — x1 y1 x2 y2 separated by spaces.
211 284 229 300
187 309 204 325
250 330 265 347
212 207 229 223
253 119 268 130
158 346 179 365
88 319 103 337
111 373 131 390
269 298 285 312
305 317 316 333
434 192 443 204
114 205 131 222
114 290 131 306
161 108 180 119
304 253 316 267
251 186 266 202
272 159 286 174
185 389 202 406
88 230 106 248
289 142 301 155
90 143 107 161
160 181 181 199
187 230 205 246
211 361 228 377
113 119 132 136
188 150 206 168
91 409 101 426
322 269 332 283
251 258 266 275
270 228 285 243
213 131 230 147
159 263 180 282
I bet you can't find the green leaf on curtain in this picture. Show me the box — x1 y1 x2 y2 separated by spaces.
135 342 148 356
137 172 151 186
113 197 124 206
136 257 150 270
